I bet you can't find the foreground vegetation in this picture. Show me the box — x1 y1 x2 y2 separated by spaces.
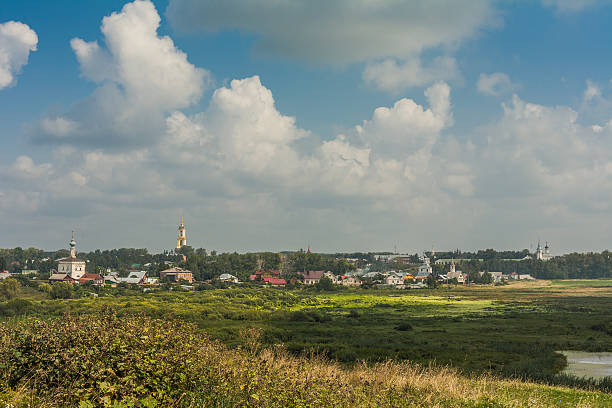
1 280 611 394
0 313 610 407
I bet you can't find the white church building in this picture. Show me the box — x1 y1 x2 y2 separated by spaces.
55 232 86 280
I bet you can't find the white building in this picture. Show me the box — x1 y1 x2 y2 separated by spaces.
219 273 239 283
384 272 404 287
416 253 432 278
341 275 361 286
56 232 86 280
446 260 464 284
323 271 338 284
535 241 553 261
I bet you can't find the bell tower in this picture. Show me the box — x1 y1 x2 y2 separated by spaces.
70 230 77 258
176 216 187 249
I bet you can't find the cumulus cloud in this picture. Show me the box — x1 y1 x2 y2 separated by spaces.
31 0 209 148
363 56 459 92
6 0 612 252
477 94 612 214
6 65 612 250
166 0 496 65
477 72 515 96
7 77 464 219
0 21 38 90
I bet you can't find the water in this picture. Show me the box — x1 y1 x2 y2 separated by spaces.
560 351 612 379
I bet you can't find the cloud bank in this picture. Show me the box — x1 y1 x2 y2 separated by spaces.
2 0 612 252
166 0 496 64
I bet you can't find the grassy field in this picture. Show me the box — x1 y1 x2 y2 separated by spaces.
1 313 611 407
3 279 612 389
550 279 612 287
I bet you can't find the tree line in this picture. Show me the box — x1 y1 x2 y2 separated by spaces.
2 247 611 281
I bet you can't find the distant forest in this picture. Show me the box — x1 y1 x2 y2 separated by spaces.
1 247 611 281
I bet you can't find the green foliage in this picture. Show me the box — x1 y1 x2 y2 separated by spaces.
425 274 438 288
36 283 51 295
0 313 213 405
315 275 334 291
0 298 33 316
0 278 20 300
1 282 612 400
50 282 73 299
0 313 610 407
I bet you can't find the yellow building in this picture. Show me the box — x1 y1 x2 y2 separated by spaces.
176 216 187 249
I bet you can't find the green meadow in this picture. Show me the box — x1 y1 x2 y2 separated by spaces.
550 279 612 287
3 280 612 389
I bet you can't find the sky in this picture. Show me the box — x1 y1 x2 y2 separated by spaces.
1 0 612 254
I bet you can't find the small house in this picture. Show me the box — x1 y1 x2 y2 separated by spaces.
301 270 325 285
219 273 239 283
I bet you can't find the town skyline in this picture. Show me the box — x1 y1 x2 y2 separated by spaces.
6 221 564 258
2 1 612 254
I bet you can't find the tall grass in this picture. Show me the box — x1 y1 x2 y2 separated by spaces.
0 313 610 407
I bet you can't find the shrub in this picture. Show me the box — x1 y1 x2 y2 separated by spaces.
38 283 52 294
0 299 33 317
394 323 413 331
50 282 73 299
348 310 361 318
289 310 332 323
0 312 215 406
0 278 20 300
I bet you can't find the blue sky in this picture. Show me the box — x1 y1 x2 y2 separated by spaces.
1 0 611 253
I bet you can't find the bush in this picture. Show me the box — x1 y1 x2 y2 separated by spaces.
0 278 20 300
289 310 332 323
395 323 413 331
315 275 335 291
0 313 214 406
50 282 73 299
38 283 52 294
0 298 33 316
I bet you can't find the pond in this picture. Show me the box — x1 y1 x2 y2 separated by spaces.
559 351 612 379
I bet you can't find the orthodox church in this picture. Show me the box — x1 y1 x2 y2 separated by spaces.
51 232 86 281
446 259 465 284
535 241 553 261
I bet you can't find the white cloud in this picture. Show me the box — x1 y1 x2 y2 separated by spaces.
363 56 459 92
583 79 602 103
0 21 38 90
477 72 515 96
354 82 452 158
166 0 496 65
32 0 209 148
477 94 612 214
6 0 612 252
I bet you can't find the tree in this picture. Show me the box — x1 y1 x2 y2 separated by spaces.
0 257 6 271
38 283 52 294
480 271 493 284
50 282 74 299
425 274 438 288
315 275 334 291
0 278 20 299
